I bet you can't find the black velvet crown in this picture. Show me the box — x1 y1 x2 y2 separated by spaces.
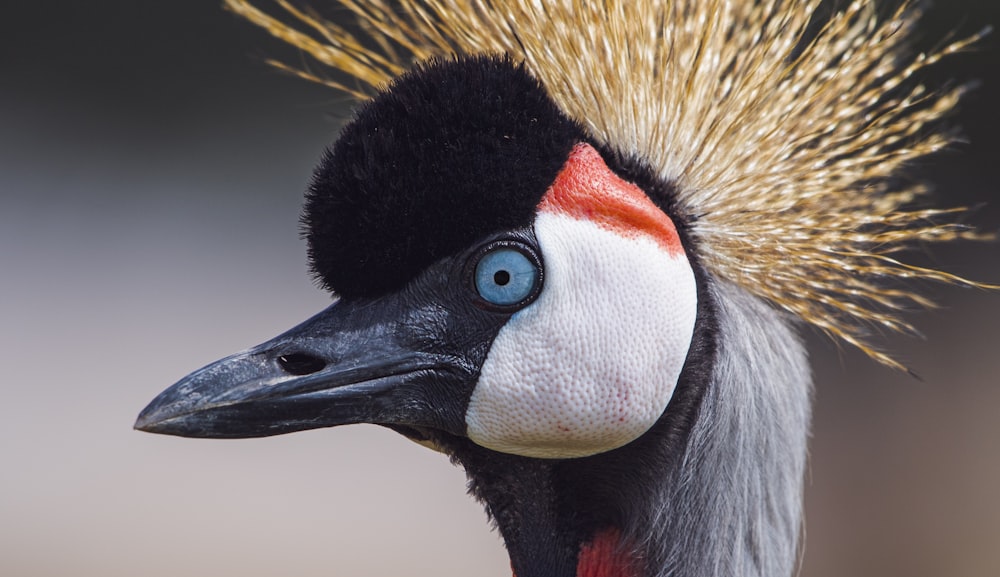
304 55 586 298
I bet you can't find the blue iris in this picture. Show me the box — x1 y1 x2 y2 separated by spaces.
474 248 539 307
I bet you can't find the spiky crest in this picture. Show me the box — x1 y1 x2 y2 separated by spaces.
223 0 994 369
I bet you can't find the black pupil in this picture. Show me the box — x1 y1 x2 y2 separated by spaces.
494 270 511 286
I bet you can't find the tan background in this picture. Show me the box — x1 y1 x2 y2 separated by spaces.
2 2 997 576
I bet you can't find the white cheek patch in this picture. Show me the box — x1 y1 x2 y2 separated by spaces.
465 213 698 458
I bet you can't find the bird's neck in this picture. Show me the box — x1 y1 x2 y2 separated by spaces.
441 437 656 577
633 281 812 577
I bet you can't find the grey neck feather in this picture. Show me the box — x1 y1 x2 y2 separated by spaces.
629 279 813 577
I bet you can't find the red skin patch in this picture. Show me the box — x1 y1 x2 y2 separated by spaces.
539 143 684 257
576 528 639 577
510 528 638 577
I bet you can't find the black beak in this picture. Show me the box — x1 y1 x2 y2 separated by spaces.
135 290 491 439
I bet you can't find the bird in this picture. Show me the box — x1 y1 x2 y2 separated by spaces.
135 1 993 576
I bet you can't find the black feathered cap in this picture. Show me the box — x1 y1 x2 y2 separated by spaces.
304 55 586 298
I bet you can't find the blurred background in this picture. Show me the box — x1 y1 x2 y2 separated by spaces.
1 1 997 576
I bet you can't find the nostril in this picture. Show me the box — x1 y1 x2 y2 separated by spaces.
278 353 327 376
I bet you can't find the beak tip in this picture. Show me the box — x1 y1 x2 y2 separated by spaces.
134 396 189 435
133 413 153 432
133 410 199 437
133 408 165 434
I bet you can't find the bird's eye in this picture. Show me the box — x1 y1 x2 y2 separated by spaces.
472 244 542 310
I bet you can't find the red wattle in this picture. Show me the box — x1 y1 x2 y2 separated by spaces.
577 527 638 577
510 528 638 577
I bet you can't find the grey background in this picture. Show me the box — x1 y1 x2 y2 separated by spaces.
1 2 997 576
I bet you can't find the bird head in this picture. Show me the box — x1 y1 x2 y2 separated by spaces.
137 56 712 576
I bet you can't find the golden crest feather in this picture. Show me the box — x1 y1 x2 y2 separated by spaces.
223 0 994 370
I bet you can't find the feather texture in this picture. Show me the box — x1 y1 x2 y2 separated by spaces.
223 0 993 369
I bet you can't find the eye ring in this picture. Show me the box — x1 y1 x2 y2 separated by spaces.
467 240 543 312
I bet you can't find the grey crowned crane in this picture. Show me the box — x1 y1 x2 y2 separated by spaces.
135 1 993 576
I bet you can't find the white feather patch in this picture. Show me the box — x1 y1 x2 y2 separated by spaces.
466 212 698 458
